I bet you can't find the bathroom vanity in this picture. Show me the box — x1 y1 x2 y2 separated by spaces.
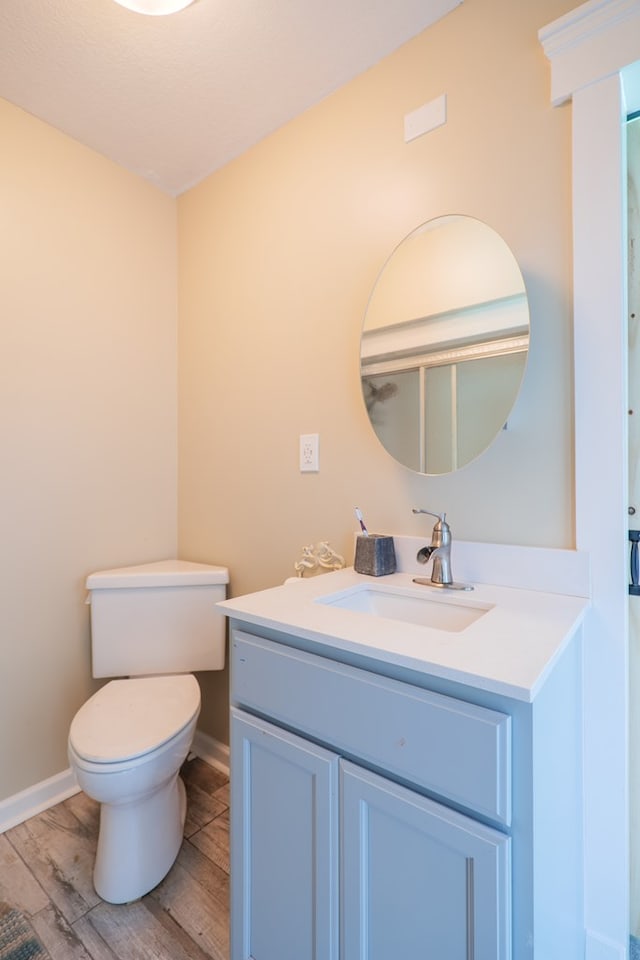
220 539 589 960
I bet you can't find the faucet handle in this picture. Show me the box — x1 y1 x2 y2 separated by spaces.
412 508 447 523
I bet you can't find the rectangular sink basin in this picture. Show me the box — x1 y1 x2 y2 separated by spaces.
316 583 491 633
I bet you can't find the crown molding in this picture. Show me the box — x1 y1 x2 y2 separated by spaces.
539 0 640 104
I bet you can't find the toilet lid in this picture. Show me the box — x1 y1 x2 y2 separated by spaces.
69 674 200 763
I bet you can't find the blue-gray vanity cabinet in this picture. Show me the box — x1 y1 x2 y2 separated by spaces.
230 628 514 960
231 708 510 960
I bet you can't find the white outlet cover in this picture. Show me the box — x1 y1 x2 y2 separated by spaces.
300 433 319 472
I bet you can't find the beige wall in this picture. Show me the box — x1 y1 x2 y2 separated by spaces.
0 99 178 800
0 0 579 797
178 0 577 744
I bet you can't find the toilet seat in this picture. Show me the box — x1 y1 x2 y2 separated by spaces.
69 674 200 764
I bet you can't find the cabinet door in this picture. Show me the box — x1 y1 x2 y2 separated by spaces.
341 761 511 960
230 708 339 960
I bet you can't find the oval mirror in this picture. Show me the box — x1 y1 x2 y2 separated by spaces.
360 216 529 475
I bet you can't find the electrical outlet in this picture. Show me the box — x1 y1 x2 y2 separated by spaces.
299 433 319 472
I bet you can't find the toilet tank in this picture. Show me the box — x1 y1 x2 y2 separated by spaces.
86 560 229 679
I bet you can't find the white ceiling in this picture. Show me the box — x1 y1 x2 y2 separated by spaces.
0 0 461 196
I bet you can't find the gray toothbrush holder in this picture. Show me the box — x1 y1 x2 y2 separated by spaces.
354 534 396 577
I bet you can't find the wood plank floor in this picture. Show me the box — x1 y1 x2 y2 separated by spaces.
0 758 230 959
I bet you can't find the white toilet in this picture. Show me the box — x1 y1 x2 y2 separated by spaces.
68 558 228 904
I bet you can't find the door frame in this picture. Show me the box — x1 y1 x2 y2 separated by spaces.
540 2 640 956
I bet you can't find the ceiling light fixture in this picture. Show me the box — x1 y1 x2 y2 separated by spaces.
112 0 195 15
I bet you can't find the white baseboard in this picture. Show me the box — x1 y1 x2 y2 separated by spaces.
0 768 80 834
191 729 229 776
0 729 228 835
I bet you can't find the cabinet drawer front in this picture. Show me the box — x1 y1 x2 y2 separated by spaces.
231 631 511 825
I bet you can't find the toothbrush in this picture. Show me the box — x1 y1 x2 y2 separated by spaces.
355 507 369 536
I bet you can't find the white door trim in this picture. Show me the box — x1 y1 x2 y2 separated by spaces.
540 1 640 955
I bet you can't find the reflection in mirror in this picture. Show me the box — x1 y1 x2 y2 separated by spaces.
361 216 529 475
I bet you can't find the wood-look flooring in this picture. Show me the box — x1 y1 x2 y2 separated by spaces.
0 758 230 959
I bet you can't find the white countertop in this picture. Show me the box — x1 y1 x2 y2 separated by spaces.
218 563 589 702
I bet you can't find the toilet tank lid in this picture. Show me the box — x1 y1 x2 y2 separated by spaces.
86 559 229 590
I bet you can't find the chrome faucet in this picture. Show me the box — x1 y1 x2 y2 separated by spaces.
412 508 473 591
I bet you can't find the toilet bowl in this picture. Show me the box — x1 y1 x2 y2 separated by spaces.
68 559 228 903
69 673 200 903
